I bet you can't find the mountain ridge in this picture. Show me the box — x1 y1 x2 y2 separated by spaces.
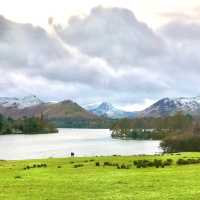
139 96 200 117
84 102 136 119
1 95 200 120
0 95 43 109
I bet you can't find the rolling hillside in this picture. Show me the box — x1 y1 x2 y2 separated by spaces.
0 97 112 128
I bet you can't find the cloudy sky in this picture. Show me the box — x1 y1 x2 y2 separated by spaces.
0 0 200 111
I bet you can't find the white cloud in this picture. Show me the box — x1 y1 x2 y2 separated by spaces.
1 6 200 109
56 6 165 67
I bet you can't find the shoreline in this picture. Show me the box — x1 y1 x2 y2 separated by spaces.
0 152 188 162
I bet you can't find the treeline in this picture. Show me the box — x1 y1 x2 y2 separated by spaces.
0 114 58 135
49 117 116 129
111 112 200 153
110 113 193 140
160 135 200 153
160 121 200 153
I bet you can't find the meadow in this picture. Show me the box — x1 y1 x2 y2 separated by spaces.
1 153 200 200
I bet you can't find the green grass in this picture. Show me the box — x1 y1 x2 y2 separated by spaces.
1 153 200 200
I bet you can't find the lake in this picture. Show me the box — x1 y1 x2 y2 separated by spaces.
0 128 162 160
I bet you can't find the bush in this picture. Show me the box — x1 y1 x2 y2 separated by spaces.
164 159 173 166
176 158 200 165
43 163 47 167
161 135 200 153
95 162 100 166
14 175 22 179
103 162 121 167
153 159 162 168
116 163 120 169
74 164 84 168
120 164 126 169
103 162 110 166
23 163 47 170
133 159 173 169
116 164 130 169
117 165 121 169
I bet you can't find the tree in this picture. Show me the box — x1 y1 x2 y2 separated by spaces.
0 114 3 132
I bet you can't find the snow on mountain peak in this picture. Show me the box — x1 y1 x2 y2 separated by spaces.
19 95 43 108
85 102 136 118
0 95 43 109
98 102 114 112
141 96 200 117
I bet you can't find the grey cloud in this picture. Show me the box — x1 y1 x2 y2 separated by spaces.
161 21 200 41
0 15 109 86
0 11 167 97
157 19 200 98
160 20 200 72
1 6 200 108
56 6 165 67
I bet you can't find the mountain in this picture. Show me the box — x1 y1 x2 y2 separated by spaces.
85 102 136 119
83 96 200 118
140 96 200 117
0 97 112 128
42 100 97 119
3 94 200 124
0 95 43 109
0 98 97 119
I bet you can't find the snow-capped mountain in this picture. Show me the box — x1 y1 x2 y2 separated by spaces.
85 102 136 119
140 96 200 117
0 95 43 109
83 102 101 111
2 95 200 119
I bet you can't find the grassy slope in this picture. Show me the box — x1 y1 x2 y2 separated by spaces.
1 153 200 200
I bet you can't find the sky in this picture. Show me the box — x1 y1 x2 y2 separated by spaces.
0 0 200 111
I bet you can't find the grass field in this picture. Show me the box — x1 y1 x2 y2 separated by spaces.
1 153 200 200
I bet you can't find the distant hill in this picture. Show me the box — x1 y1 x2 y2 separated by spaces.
84 102 136 119
85 97 200 119
139 96 200 117
0 96 113 128
42 100 97 119
2 95 200 126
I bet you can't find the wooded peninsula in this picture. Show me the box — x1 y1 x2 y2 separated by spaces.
0 114 57 135
110 112 200 153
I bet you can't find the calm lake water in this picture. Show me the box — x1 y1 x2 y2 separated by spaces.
0 128 162 160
